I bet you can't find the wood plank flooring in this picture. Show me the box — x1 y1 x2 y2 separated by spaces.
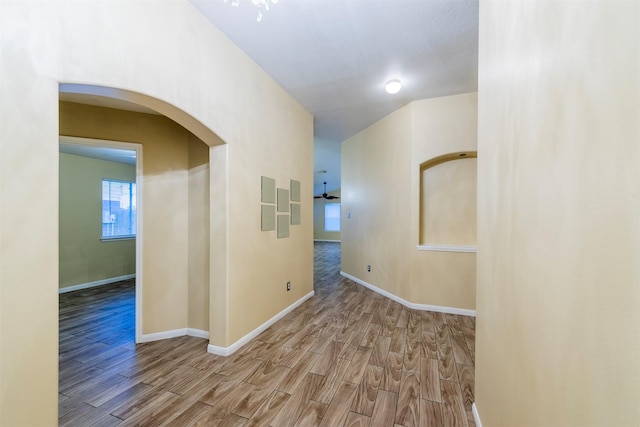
59 242 475 426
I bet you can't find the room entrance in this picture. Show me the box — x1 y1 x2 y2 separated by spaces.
58 137 142 341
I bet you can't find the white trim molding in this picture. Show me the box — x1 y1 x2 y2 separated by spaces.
417 244 476 253
138 328 188 343
472 403 483 427
138 328 210 343
340 271 476 317
208 291 315 356
58 274 136 294
314 239 341 243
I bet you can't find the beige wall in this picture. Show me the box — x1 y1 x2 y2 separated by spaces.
342 104 413 300
188 136 210 332
59 153 136 289
225 124 313 344
313 190 342 241
476 2 640 426
342 93 477 310
0 2 313 424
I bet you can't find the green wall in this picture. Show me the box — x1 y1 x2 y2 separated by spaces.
59 152 136 289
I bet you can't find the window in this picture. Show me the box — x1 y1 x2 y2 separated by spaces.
102 179 136 239
324 203 340 232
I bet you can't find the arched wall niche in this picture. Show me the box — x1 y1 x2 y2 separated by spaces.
419 151 477 252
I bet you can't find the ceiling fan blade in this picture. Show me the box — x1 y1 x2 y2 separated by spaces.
316 182 340 200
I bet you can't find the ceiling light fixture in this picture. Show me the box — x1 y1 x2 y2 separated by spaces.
223 0 278 22
385 79 402 94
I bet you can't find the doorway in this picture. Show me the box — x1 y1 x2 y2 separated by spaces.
59 136 143 342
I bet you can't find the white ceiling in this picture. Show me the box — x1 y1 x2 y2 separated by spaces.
58 1 478 196
60 143 137 165
190 0 478 195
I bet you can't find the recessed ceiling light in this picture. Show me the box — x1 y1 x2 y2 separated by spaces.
385 79 402 94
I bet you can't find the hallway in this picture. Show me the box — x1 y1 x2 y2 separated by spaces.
59 242 475 426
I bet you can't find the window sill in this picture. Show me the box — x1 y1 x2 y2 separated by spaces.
101 236 136 242
417 244 476 253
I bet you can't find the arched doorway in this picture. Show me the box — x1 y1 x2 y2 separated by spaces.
58 84 226 343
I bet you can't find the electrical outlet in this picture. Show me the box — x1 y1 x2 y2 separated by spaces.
286 281 291 291
367 265 371 272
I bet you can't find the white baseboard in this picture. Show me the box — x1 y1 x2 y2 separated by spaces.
208 290 315 357
313 239 341 243
59 274 136 294
472 403 482 427
138 327 210 343
340 271 476 317
138 328 188 343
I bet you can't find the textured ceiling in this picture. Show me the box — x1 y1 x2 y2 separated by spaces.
190 0 478 194
60 142 137 165
58 1 478 196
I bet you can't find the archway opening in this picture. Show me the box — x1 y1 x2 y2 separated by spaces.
57 84 224 421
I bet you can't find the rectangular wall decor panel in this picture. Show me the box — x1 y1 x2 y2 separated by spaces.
277 215 290 238
290 203 301 225
261 176 276 203
290 179 301 202
277 188 290 212
261 205 276 231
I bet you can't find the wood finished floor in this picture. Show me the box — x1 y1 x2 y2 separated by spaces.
59 242 475 426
